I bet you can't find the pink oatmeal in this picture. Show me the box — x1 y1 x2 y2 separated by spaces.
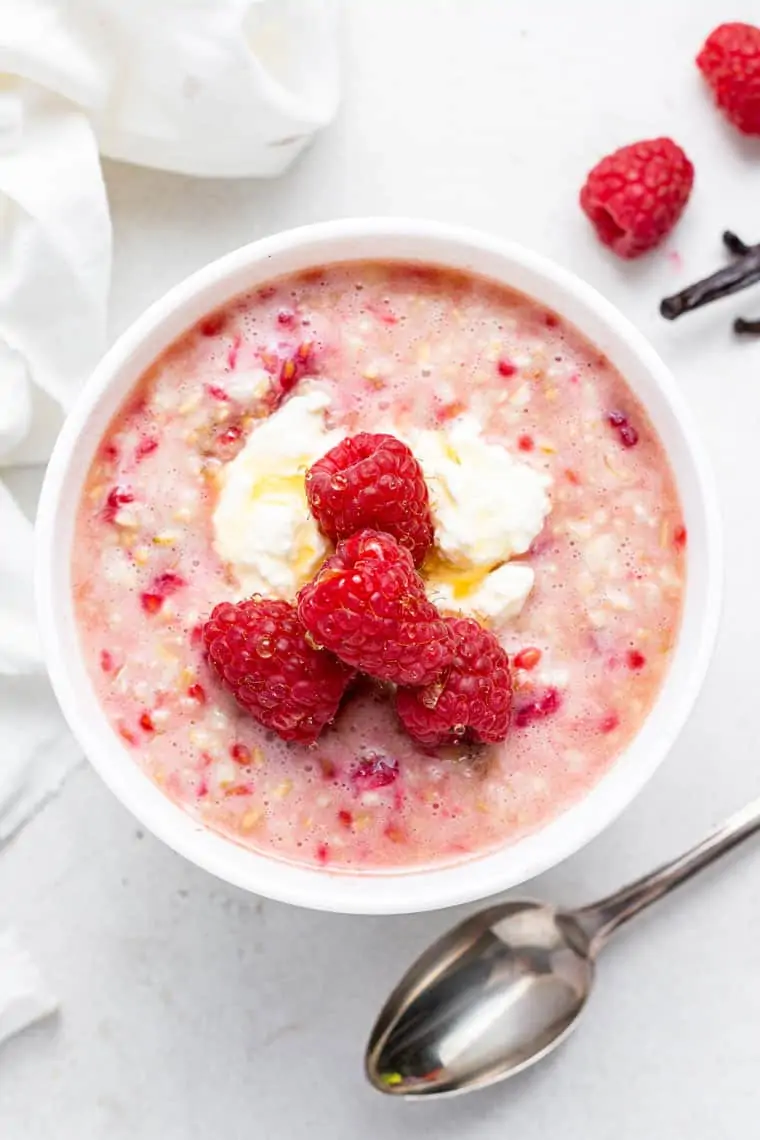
73 261 685 871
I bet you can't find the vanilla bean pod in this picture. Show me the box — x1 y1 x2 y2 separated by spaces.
660 232 760 332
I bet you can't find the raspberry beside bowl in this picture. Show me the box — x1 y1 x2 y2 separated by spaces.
35 218 722 915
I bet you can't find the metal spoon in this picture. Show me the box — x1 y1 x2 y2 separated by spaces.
366 796 760 1099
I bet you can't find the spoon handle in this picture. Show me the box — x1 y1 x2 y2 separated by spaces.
576 795 760 948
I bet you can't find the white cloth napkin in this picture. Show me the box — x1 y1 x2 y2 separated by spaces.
0 929 57 1047
0 0 339 1046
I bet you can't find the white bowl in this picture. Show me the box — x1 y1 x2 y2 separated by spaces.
35 218 722 915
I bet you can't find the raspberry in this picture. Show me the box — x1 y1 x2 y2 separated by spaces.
697 23 760 136
305 432 433 566
202 598 354 745
297 529 454 686
580 138 694 259
396 617 512 747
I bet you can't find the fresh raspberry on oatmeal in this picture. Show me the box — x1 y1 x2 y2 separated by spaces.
203 598 354 745
297 529 455 686
396 617 512 747
305 432 433 566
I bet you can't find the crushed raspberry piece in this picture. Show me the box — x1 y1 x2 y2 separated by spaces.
580 138 694 258
203 598 354 745
600 711 620 733
135 437 158 462
544 313 560 329
697 23 760 136
277 307 296 327
397 617 512 747
190 623 204 648
140 571 186 615
199 312 226 337
153 571 186 593
139 711 155 733
227 335 242 370
187 683 206 703
102 486 134 523
102 441 119 463
100 649 114 673
607 410 639 448
206 384 230 402
513 647 542 671
674 524 687 549
196 779 209 798
216 425 242 448
565 468 581 486
351 754 399 791
497 358 517 377
316 843 330 864
627 649 646 670
366 300 398 325
262 340 315 397
517 433 534 452
297 530 454 686
149 572 185 601
230 743 251 764
338 809 353 828
305 432 433 566
514 686 562 728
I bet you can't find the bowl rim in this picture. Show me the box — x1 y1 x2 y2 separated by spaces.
35 216 723 914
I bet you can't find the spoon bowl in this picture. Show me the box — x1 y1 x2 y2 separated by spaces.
367 902 595 1097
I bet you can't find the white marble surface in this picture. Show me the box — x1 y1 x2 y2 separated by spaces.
3 1 760 1135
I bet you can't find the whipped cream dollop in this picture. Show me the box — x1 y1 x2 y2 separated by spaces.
212 387 344 598
410 416 552 569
